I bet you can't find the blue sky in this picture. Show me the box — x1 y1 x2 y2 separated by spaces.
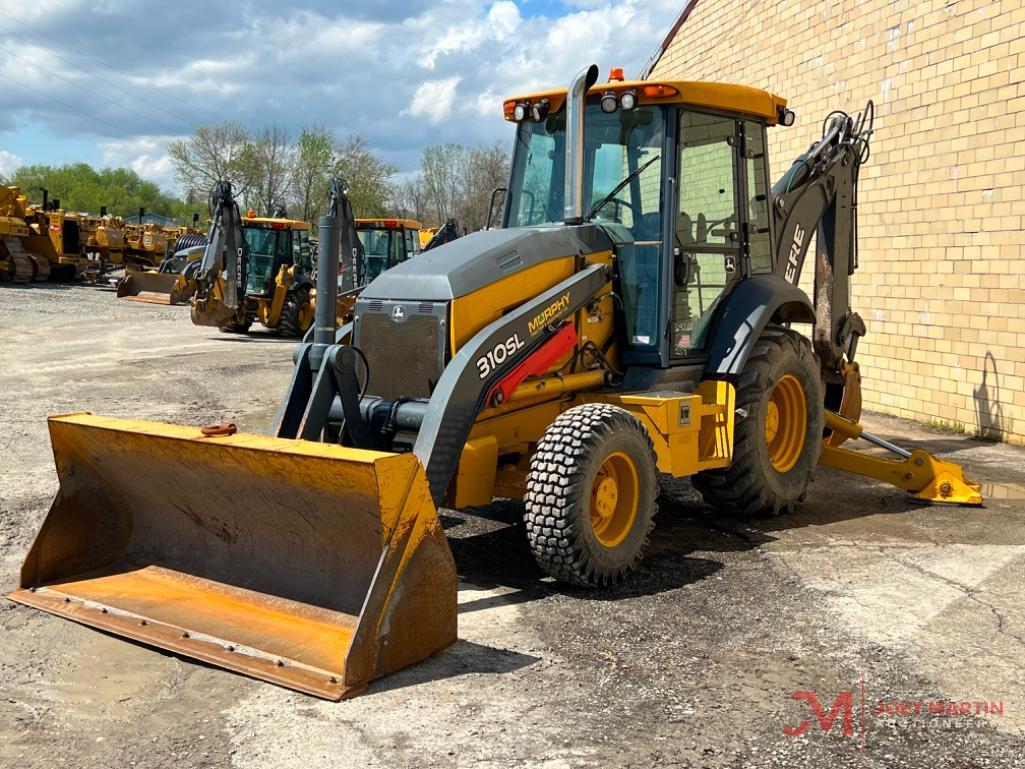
0 0 682 192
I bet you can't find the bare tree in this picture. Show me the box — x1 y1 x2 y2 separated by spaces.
168 122 253 205
456 142 510 231
396 143 510 231
390 176 430 222
419 144 466 225
252 126 292 217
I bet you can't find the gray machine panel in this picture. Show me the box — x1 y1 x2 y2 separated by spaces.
360 224 615 301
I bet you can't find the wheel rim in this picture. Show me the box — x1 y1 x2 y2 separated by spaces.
590 451 639 548
765 373 807 473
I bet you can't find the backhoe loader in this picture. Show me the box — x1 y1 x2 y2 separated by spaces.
189 184 315 336
11 65 982 701
328 217 424 321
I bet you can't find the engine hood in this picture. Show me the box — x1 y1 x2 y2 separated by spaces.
360 224 615 301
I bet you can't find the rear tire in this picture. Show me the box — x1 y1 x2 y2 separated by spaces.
694 325 823 516
524 403 658 587
277 286 312 338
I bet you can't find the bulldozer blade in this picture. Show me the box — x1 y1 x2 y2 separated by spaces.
116 271 190 305
9 414 457 700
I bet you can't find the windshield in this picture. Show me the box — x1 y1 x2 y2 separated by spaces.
505 103 666 351
505 103 665 240
243 226 288 295
356 227 408 282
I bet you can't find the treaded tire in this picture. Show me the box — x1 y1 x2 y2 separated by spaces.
693 325 824 516
276 286 311 338
524 403 658 587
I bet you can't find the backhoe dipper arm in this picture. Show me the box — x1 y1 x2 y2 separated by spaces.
771 103 873 372
195 180 249 308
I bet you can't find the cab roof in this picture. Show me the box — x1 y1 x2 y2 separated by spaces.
242 216 311 230
503 78 787 125
356 217 422 230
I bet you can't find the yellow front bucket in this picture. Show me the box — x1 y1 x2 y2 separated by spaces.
116 271 191 304
9 414 457 699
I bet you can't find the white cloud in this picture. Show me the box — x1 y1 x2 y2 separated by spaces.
0 150 22 176
403 76 462 124
98 136 178 188
0 0 683 190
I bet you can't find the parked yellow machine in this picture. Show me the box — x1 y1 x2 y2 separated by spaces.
0 186 35 282
15 190 101 281
10 67 982 702
189 193 315 336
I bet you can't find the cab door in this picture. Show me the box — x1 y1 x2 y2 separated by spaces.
670 110 742 359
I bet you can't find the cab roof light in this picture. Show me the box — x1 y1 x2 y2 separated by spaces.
779 107 796 126
640 84 679 99
608 67 625 82
619 88 638 111
512 101 528 122
246 209 256 218
600 90 618 113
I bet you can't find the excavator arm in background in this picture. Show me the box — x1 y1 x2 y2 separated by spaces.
191 181 250 327
422 219 461 252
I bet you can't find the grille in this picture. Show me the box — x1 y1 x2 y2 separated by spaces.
357 306 444 400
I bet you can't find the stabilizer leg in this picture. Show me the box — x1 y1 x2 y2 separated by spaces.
819 411 983 505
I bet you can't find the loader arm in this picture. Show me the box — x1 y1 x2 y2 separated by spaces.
771 102 873 372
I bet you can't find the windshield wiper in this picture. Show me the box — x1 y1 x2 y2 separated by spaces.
584 153 661 222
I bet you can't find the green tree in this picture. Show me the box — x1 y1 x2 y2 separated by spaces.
9 163 184 220
290 125 334 223
333 134 396 217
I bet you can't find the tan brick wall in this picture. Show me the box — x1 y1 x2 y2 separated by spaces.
651 0 1025 444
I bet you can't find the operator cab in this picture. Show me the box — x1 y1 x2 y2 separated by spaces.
503 73 787 368
353 218 422 286
241 215 313 297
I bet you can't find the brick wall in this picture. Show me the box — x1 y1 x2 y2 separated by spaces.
650 0 1025 444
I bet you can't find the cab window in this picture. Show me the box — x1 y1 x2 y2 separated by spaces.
672 110 740 357
744 120 772 274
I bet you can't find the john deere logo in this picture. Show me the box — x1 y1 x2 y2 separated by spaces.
391 305 405 320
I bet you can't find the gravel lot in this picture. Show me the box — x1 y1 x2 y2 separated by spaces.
1 282 1023 768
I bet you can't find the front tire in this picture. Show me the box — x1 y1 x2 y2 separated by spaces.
694 325 824 516
277 286 312 338
525 403 658 587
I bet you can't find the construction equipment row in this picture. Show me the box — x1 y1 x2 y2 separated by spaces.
0 186 207 284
